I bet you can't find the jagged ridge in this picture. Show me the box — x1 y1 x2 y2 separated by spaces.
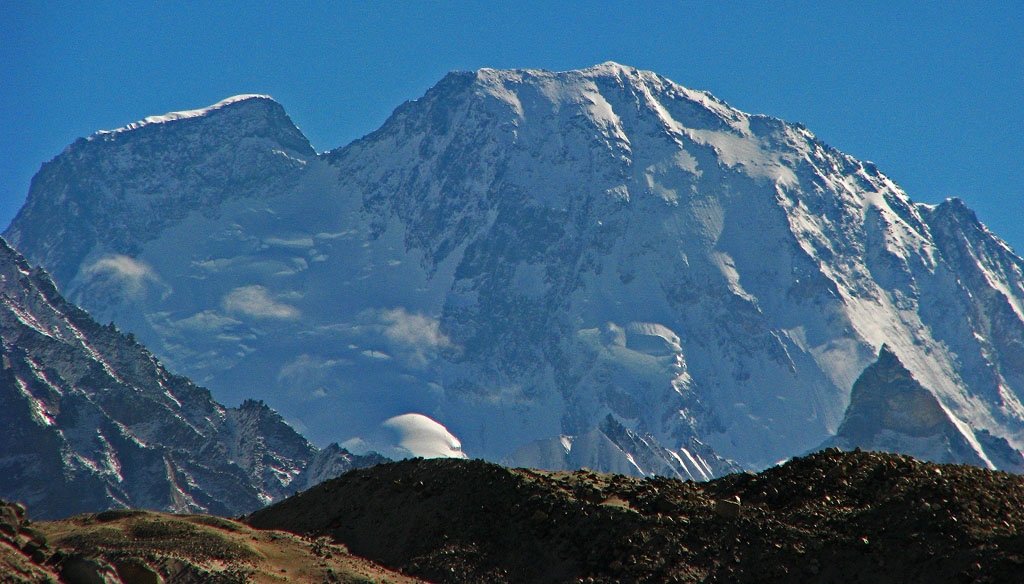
0 238 378 519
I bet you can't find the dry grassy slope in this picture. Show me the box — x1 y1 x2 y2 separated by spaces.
0 505 425 584
0 543 54 584
246 449 1024 584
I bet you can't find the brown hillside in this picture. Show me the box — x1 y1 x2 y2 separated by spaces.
0 501 425 584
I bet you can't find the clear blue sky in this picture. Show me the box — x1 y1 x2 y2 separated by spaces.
3 2 1022 252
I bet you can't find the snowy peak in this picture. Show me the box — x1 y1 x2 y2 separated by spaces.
104 94 278 134
5 94 315 285
90 93 314 157
473 61 739 125
8 63 1024 479
922 197 1020 261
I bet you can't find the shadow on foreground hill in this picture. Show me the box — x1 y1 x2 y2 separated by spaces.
247 448 1024 584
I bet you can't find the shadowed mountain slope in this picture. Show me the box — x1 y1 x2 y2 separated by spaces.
0 238 379 520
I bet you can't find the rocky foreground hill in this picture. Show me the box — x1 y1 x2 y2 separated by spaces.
3 448 1024 583
2 448 1024 577
245 448 1024 584
0 499 424 583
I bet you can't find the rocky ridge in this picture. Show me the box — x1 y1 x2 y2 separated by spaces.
0 237 379 520
822 345 1024 471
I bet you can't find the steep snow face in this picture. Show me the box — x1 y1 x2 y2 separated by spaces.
8 64 1024 473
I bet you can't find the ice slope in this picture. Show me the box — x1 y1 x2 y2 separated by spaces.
504 414 742 481
8 63 1024 473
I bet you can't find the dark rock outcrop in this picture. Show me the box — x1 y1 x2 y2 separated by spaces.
821 345 1024 471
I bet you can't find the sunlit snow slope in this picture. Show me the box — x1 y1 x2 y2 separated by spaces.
8 63 1024 473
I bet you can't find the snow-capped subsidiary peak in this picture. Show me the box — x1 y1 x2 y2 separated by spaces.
100 94 279 135
9 63 1024 479
5 92 315 286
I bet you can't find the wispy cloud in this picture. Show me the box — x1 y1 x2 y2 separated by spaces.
222 285 300 319
277 353 346 400
173 310 242 333
84 255 165 299
374 307 454 367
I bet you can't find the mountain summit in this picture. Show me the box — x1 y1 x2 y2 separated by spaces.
6 94 314 286
7 64 1024 473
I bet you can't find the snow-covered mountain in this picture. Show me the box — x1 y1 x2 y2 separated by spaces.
8 63 1024 475
0 238 377 519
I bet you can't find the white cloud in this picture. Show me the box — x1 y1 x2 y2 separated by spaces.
360 349 393 361
261 236 315 249
83 255 164 299
372 307 455 367
276 354 346 400
380 308 449 347
222 285 300 320
173 310 242 333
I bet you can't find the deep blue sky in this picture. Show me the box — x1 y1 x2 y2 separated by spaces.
3 2 1022 252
